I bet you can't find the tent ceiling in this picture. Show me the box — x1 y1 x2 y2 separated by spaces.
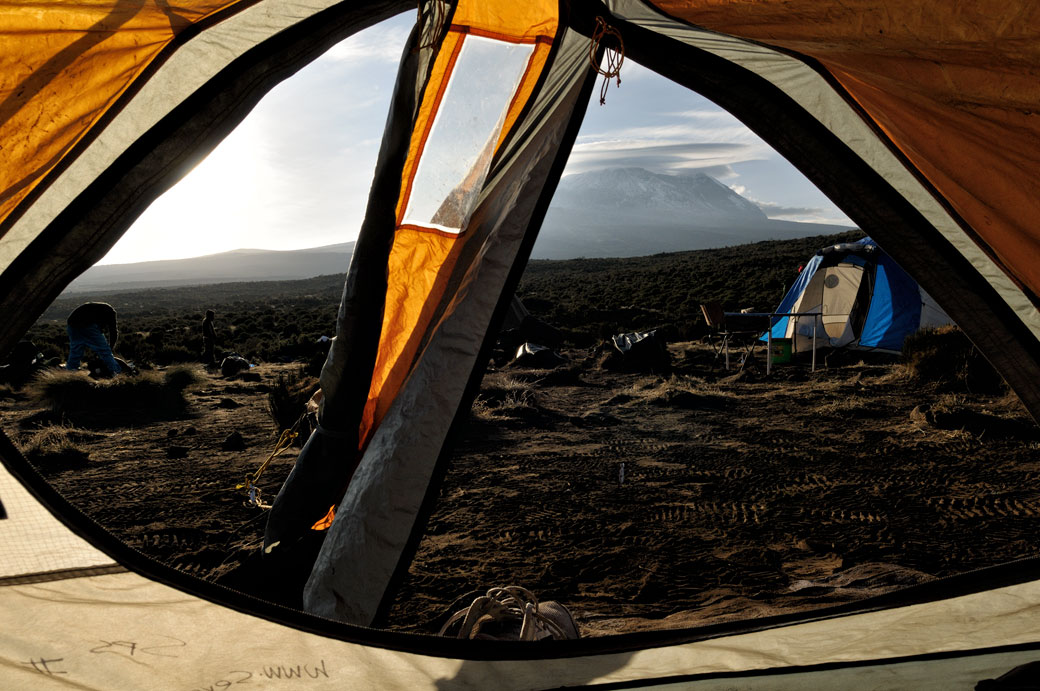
657 0 1040 301
0 1 250 231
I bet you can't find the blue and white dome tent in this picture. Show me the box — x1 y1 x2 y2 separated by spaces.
768 238 953 353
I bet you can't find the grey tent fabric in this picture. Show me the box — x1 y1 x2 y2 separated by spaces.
262 16 429 557
303 25 598 626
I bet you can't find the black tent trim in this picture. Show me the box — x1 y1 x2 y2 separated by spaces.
5 5 1040 684
3 0 1040 659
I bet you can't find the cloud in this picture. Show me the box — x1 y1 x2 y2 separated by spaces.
565 138 765 175
318 18 412 64
583 121 760 145
755 202 823 217
567 105 772 176
693 164 737 179
751 200 852 225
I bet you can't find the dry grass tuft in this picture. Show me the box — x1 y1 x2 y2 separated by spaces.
20 424 106 470
163 364 203 390
910 391 1038 440
26 366 202 425
812 395 877 420
612 375 730 410
471 374 539 423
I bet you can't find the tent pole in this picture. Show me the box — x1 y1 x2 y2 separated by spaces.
767 326 772 375
812 315 818 372
792 315 798 358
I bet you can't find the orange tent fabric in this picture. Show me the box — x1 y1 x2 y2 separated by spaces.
657 0 1040 299
0 1 245 229
361 0 558 449
306 0 559 530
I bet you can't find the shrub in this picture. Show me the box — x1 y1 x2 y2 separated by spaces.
164 364 203 391
902 325 1005 394
116 332 156 365
19 424 103 470
306 347 329 378
37 342 64 362
157 345 197 365
27 368 199 426
267 369 319 443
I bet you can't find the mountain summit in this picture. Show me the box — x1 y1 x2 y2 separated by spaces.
533 167 849 259
554 167 767 223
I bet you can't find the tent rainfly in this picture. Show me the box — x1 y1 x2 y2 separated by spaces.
767 237 953 353
3 1 1040 689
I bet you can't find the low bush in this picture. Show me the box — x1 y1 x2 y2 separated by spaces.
26 366 203 426
902 325 1005 394
19 424 104 470
267 369 320 442
157 345 197 365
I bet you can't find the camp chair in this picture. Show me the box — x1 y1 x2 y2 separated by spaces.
701 303 767 370
700 302 728 360
721 312 772 371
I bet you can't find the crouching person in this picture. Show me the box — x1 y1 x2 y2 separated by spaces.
66 302 121 377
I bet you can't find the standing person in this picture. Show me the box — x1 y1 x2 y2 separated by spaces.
66 302 121 376
202 310 217 365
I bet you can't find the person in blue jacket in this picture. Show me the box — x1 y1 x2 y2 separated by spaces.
66 302 121 376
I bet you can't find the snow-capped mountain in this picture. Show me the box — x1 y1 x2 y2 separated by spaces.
534 167 850 259
553 167 767 221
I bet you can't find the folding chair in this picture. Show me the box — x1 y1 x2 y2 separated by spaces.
720 312 771 371
700 302 728 361
700 303 769 371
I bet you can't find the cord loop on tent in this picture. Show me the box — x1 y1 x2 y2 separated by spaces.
589 17 624 105
416 0 449 51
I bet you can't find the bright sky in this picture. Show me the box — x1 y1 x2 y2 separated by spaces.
99 13 851 266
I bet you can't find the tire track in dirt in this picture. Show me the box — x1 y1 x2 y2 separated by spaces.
8 350 1038 637
926 495 1040 520
391 351 1040 635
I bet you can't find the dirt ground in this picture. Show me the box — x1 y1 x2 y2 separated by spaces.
4 342 1039 638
